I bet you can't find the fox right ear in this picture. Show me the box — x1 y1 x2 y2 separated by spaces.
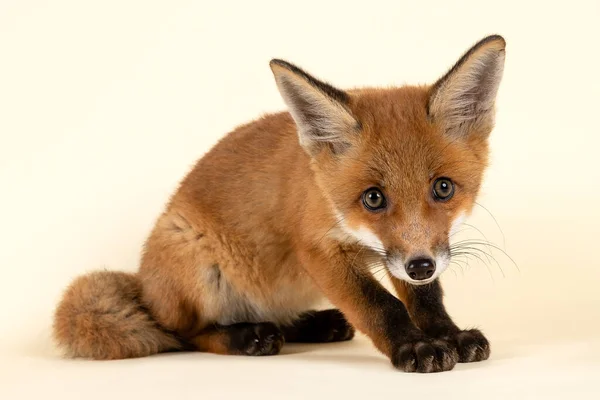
428 35 506 139
270 59 359 156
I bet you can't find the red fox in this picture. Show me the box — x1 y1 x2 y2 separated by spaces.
53 35 506 373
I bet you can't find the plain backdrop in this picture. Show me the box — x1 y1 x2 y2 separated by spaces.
1 0 599 398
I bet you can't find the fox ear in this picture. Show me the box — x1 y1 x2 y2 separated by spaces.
427 35 506 139
270 59 359 156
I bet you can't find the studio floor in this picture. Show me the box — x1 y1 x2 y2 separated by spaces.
2 334 599 399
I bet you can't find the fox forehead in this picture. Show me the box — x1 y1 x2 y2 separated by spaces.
348 86 430 126
334 86 487 192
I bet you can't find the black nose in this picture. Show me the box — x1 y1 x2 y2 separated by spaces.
405 258 436 281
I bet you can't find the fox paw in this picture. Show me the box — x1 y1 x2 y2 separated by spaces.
230 323 284 356
284 309 355 343
304 309 355 342
391 337 458 373
439 329 490 363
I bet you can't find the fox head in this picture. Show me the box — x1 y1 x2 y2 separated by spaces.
270 35 505 285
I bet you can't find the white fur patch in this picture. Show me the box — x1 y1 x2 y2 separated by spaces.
334 211 384 252
344 225 384 251
434 252 451 279
450 211 466 236
386 254 409 281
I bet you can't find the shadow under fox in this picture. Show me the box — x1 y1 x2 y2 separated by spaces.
53 35 506 373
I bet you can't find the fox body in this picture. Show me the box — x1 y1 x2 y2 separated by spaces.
54 35 506 372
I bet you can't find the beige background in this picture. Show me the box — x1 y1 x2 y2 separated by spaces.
1 0 599 398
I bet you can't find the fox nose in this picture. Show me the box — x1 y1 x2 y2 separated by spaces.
405 258 436 281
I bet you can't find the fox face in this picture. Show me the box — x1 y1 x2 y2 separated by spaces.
271 36 505 285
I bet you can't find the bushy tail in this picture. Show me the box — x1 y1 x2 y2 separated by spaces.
53 270 183 360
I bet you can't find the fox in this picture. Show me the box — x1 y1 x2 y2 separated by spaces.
53 35 506 373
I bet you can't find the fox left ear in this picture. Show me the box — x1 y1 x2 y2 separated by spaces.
428 35 506 139
270 59 359 156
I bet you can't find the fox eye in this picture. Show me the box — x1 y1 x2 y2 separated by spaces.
432 178 455 201
362 188 386 211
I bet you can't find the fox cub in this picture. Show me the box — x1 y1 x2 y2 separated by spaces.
53 35 506 373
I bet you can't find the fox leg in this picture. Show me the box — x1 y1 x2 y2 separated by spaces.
389 277 490 363
281 309 355 343
188 309 355 355
188 310 354 355
189 322 284 356
297 247 458 373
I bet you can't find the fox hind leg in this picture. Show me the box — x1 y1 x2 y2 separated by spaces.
188 309 355 356
282 309 355 343
190 322 285 356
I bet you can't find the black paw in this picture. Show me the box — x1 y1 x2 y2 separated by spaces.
442 329 490 363
285 309 355 343
391 336 458 373
307 309 355 342
230 323 284 356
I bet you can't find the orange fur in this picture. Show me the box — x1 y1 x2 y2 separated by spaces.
53 35 505 367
